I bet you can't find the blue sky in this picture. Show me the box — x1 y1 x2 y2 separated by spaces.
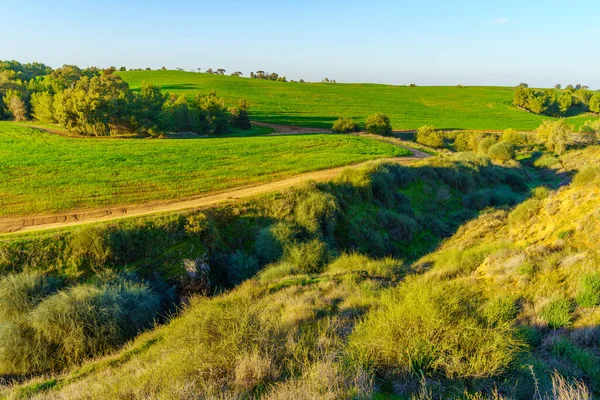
1 0 599 87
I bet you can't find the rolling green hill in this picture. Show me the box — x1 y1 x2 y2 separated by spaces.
120 71 592 131
0 123 407 217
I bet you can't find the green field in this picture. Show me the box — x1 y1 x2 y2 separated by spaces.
0 123 408 217
120 70 592 131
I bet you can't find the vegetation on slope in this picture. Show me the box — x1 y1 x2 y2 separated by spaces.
120 70 595 131
0 123 407 217
1 146 555 397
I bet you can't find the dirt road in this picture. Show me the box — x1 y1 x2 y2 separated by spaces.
0 152 428 235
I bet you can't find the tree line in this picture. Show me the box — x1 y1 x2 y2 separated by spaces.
514 83 600 116
0 60 250 136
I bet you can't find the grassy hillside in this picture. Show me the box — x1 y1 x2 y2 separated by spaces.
0 123 407 217
120 71 592 131
2 145 571 399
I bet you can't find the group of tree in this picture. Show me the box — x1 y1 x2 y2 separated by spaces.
322 78 337 84
514 83 600 117
331 113 392 135
249 71 289 82
0 60 251 136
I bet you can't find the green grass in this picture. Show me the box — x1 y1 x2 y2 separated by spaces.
0 122 408 217
119 70 593 131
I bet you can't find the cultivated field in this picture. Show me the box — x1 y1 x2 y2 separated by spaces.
120 70 592 131
0 123 408 217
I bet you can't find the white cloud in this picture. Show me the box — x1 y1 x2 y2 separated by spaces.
490 17 509 25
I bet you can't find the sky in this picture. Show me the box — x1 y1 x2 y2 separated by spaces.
1 0 599 88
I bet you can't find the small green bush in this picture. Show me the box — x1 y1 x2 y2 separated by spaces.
501 128 526 146
294 190 338 236
284 240 329 274
365 113 392 136
477 137 497 155
0 272 61 320
68 227 112 274
0 279 161 375
508 198 540 228
487 141 515 162
255 222 299 264
532 186 550 200
416 126 444 148
331 117 358 133
227 251 260 285
539 298 573 328
576 273 600 307
257 262 297 284
348 279 523 378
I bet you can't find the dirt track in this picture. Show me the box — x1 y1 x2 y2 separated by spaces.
0 125 429 235
0 152 428 236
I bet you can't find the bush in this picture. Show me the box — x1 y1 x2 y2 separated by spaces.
0 272 61 320
68 227 112 274
539 298 573 328
348 279 523 378
477 137 497 155
576 273 600 307
284 240 329 274
228 100 251 130
255 222 299 264
227 251 260 285
487 141 515 162
501 128 526 146
365 113 392 136
0 279 161 375
536 120 573 155
331 117 358 133
416 125 444 148
294 190 338 236
508 198 540 228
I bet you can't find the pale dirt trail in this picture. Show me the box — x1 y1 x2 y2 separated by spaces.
1 125 430 235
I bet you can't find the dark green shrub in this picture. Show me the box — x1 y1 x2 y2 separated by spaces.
68 227 112 274
576 273 600 307
294 190 338 236
0 272 61 320
540 298 573 328
255 222 299 264
376 210 418 242
284 240 329 274
228 100 251 130
331 117 358 133
227 251 260 285
487 141 515 162
463 189 492 210
0 279 161 375
365 113 392 136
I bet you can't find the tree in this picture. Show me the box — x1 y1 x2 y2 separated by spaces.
231 71 243 77
119 66 126 72
365 113 392 136
2 89 28 121
488 141 515 162
30 91 55 122
228 99 251 130
589 95 600 114
194 90 228 135
206 68 214 74
416 125 444 148
331 117 358 133
566 84 575 91
135 82 167 135
501 128 526 146
557 92 573 115
517 83 529 88
216 69 226 75
536 120 573 155
513 86 532 108
575 84 582 90
555 84 561 90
